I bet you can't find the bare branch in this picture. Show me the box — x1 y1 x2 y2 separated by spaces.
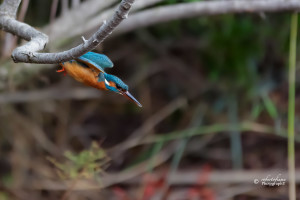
0 0 135 64
0 0 299 87
2 0 30 57
50 0 300 46
115 0 300 35
0 0 21 18
0 15 49 57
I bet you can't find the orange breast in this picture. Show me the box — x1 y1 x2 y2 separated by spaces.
60 62 108 91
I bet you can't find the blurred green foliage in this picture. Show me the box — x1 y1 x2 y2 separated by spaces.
0 192 9 200
48 142 109 180
150 14 290 91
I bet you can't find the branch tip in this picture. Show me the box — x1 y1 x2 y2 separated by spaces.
122 2 132 10
81 36 88 44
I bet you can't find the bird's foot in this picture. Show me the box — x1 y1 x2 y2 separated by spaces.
56 67 65 73
57 66 67 76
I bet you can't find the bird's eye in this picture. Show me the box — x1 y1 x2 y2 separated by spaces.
116 85 125 92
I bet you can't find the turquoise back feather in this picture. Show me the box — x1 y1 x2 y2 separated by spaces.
76 52 114 72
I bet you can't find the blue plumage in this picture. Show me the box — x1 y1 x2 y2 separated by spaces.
104 73 128 90
59 51 142 107
76 52 129 92
76 52 113 73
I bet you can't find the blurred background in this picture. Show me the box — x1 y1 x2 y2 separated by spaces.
0 0 299 199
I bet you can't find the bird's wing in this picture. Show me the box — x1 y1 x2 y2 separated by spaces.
75 52 114 73
75 56 105 73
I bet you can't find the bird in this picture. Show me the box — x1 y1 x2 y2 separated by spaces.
57 52 142 107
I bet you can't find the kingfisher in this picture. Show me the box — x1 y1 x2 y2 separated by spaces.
57 52 142 107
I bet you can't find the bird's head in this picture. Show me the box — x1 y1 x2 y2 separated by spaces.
103 73 142 107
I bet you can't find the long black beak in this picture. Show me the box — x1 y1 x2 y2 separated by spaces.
120 90 142 107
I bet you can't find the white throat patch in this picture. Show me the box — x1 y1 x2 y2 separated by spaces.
104 79 110 86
